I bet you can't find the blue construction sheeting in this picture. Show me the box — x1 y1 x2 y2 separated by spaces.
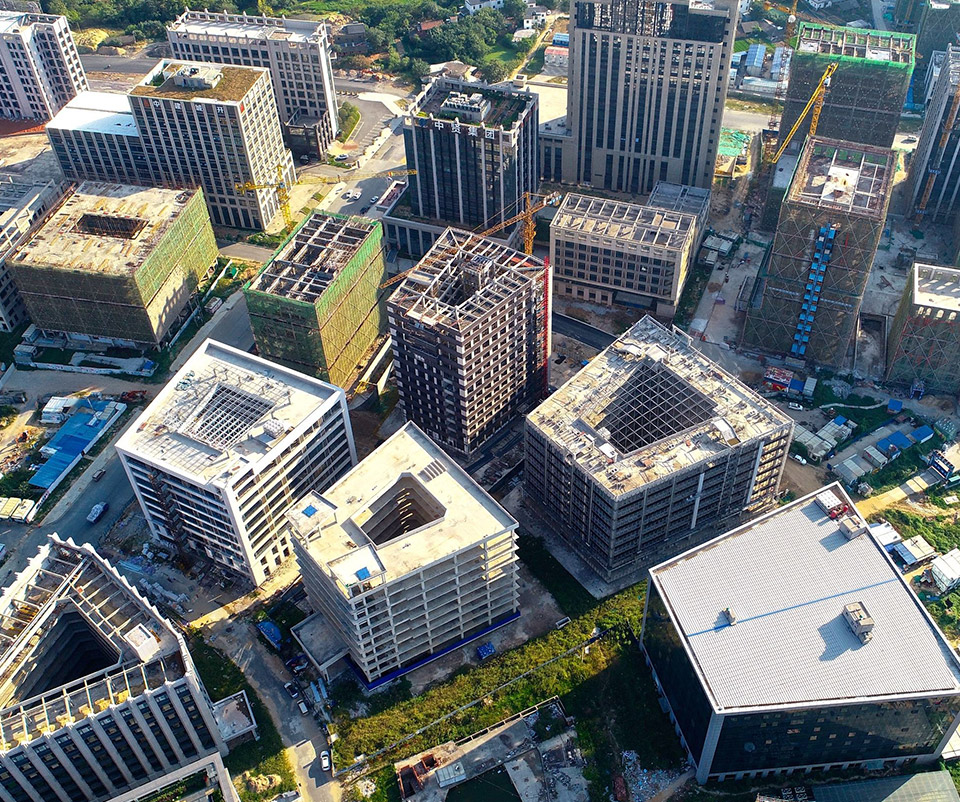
552 32 569 45
788 378 805 394
887 399 903 413
257 620 284 650
30 400 119 489
477 642 496 660
876 436 898 456
834 415 847 426
911 425 935 444
889 431 914 450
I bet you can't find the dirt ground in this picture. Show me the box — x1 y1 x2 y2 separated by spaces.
0 132 62 182
550 333 599 388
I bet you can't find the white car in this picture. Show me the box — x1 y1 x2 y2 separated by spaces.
320 751 331 772
787 402 803 411
791 454 807 465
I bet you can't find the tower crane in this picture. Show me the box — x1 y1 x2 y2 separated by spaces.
770 61 838 163
379 191 563 290
235 168 417 229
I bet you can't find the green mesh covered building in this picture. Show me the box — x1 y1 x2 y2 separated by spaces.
779 24 915 150
245 212 387 387
8 182 216 347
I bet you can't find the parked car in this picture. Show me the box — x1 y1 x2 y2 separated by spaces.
87 502 109 524
791 454 807 465
334 154 349 161
787 402 803 411
904 136 918 143
359 206 370 214
284 682 299 699
320 751 331 772
92 468 106 482
297 700 309 715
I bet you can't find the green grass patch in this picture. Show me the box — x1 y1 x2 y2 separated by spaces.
188 635 296 802
486 44 521 69
524 44 547 74
517 534 596 619
829 404 891 434
329 581 675 784
673 262 712 330
338 102 361 142
862 436 943 494
733 36 769 52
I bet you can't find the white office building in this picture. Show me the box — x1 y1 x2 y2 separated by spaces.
47 60 296 230
0 11 87 122
0 534 244 802
168 10 339 155
289 423 520 686
117 339 357 586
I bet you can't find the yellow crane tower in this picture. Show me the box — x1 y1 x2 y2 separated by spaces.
235 167 417 229
770 61 839 163
379 191 563 290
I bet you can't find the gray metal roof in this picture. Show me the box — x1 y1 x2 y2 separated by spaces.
650 483 960 712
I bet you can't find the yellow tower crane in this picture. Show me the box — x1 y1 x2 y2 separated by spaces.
235 167 417 229
771 61 838 163
379 191 563 290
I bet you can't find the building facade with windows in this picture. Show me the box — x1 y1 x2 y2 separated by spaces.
117 338 356 586
289 423 520 686
0 535 242 802
550 193 699 316
643 484 960 782
0 11 87 122
0 174 62 333
560 0 738 192
402 78 539 230
46 61 295 230
167 10 339 156
388 229 549 457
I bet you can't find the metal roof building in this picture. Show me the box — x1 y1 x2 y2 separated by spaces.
642 483 960 782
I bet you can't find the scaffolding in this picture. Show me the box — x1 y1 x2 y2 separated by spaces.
779 23 916 150
245 212 388 387
8 183 217 346
388 228 547 455
743 138 896 366
886 263 960 394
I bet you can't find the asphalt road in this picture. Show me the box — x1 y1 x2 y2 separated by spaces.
80 53 161 74
552 313 615 350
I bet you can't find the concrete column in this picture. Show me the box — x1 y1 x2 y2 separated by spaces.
129 701 175 770
113 708 158 777
20 749 72 802
167 685 207 756
88 717 136 786
145 694 189 764
696 712 724 784
47 736 96 800
0 754 43 802
66 727 116 794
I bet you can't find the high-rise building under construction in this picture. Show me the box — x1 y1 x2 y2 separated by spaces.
388 229 548 457
907 45 960 224
560 0 738 192
524 316 792 586
886 263 960 395
778 24 915 150
743 137 896 366
893 0 960 78
245 212 387 387
8 182 217 347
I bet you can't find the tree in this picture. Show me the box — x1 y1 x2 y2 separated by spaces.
481 59 508 83
409 57 430 77
502 0 527 19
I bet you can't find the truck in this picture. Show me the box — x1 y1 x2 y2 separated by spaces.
87 502 109 524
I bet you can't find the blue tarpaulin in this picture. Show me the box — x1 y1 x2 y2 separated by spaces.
257 620 283 650
911 425 934 444
477 642 495 660
30 402 117 489
889 431 913 450
887 399 903 413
